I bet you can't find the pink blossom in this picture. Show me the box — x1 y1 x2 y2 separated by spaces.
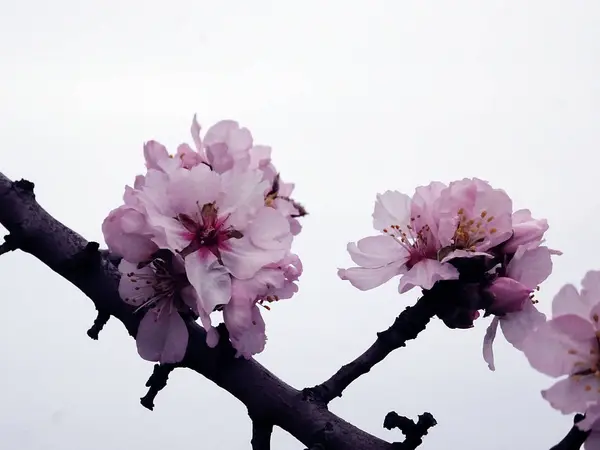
482 245 553 370
502 209 549 254
436 178 513 257
137 164 292 318
102 200 158 263
521 270 600 417
118 256 196 363
577 405 600 449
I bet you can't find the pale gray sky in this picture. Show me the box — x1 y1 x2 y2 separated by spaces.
1 1 599 449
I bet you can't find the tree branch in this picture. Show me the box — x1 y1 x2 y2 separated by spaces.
251 419 273 450
550 414 591 450
306 294 438 404
0 171 392 450
383 411 437 449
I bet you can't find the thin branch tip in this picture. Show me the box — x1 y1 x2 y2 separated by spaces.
384 411 437 450
13 179 35 196
140 363 176 411
250 419 274 450
307 294 438 404
0 234 20 256
87 309 111 340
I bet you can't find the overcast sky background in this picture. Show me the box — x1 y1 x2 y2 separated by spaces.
1 1 599 449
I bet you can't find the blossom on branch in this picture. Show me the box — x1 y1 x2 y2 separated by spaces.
102 115 306 362
522 270 600 450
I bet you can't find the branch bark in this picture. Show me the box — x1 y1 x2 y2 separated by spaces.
0 172 392 450
251 419 273 450
306 294 438 404
550 414 590 450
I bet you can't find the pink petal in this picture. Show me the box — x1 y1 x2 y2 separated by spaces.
347 235 409 268
246 207 292 251
499 301 546 350
338 263 404 291
224 303 266 359
578 404 600 431
584 432 600 450
542 377 600 415
219 168 269 228
102 207 158 263
117 261 155 307
522 316 595 377
440 249 492 263
487 277 531 315
483 317 500 371
184 253 232 314
397 259 459 293
167 164 221 217
143 140 169 170
372 190 412 232
553 284 589 319
506 246 553 289
190 114 203 152
136 309 189 364
582 271 600 314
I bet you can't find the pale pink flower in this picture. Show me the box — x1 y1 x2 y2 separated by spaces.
139 164 292 318
521 270 600 418
482 245 553 370
102 185 158 263
338 182 458 293
118 256 194 363
436 178 513 258
502 209 549 254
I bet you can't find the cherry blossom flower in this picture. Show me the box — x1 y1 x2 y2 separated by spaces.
118 254 205 363
502 209 549 255
521 271 600 420
338 178 514 294
482 245 554 370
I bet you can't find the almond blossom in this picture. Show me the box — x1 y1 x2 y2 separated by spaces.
482 245 554 370
521 271 600 427
117 254 220 363
338 178 513 294
103 115 305 360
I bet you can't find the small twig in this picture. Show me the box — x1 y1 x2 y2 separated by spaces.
13 179 35 197
140 363 176 411
251 420 274 450
87 309 111 340
384 412 437 450
305 293 438 404
550 414 591 450
0 234 19 256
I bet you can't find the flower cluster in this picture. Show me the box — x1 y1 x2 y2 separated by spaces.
522 271 600 449
103 116 305 363
338 178 560 369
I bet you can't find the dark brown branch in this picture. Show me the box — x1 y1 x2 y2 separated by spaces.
141 363 176 411
251 420 273 450
0 234 20 256
550 414 591 450
306 294 438 404
0 172 391 450
87 308 111 340
384 412 437 449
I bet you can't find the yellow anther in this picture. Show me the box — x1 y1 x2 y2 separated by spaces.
585 385 593 391
480 211 487 218
490 228 497 234
568 349 578 354
487 216 494 222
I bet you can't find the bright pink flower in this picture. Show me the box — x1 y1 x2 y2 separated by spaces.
521 270 600 417
436 178 513 257
482 245 553 370
118 256 195 363
338 182 459 293
502 209 549 254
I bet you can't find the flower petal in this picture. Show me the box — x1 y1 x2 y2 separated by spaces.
347 235 409 268
338 263 404 291
500 301 546 350
372 190 412 232
542 377 600 415
483 317 500 371
506 246 553 289
552 284 589 320
184 252 232 314
397 259 459 293
136 309 189 364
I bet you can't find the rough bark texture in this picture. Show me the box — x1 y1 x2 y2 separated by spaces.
0 172 391 450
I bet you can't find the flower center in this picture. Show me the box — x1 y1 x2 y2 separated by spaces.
177 202 243 261
451 209 498 251
569 320 600 393
383 215 436 266
124 258 177 312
